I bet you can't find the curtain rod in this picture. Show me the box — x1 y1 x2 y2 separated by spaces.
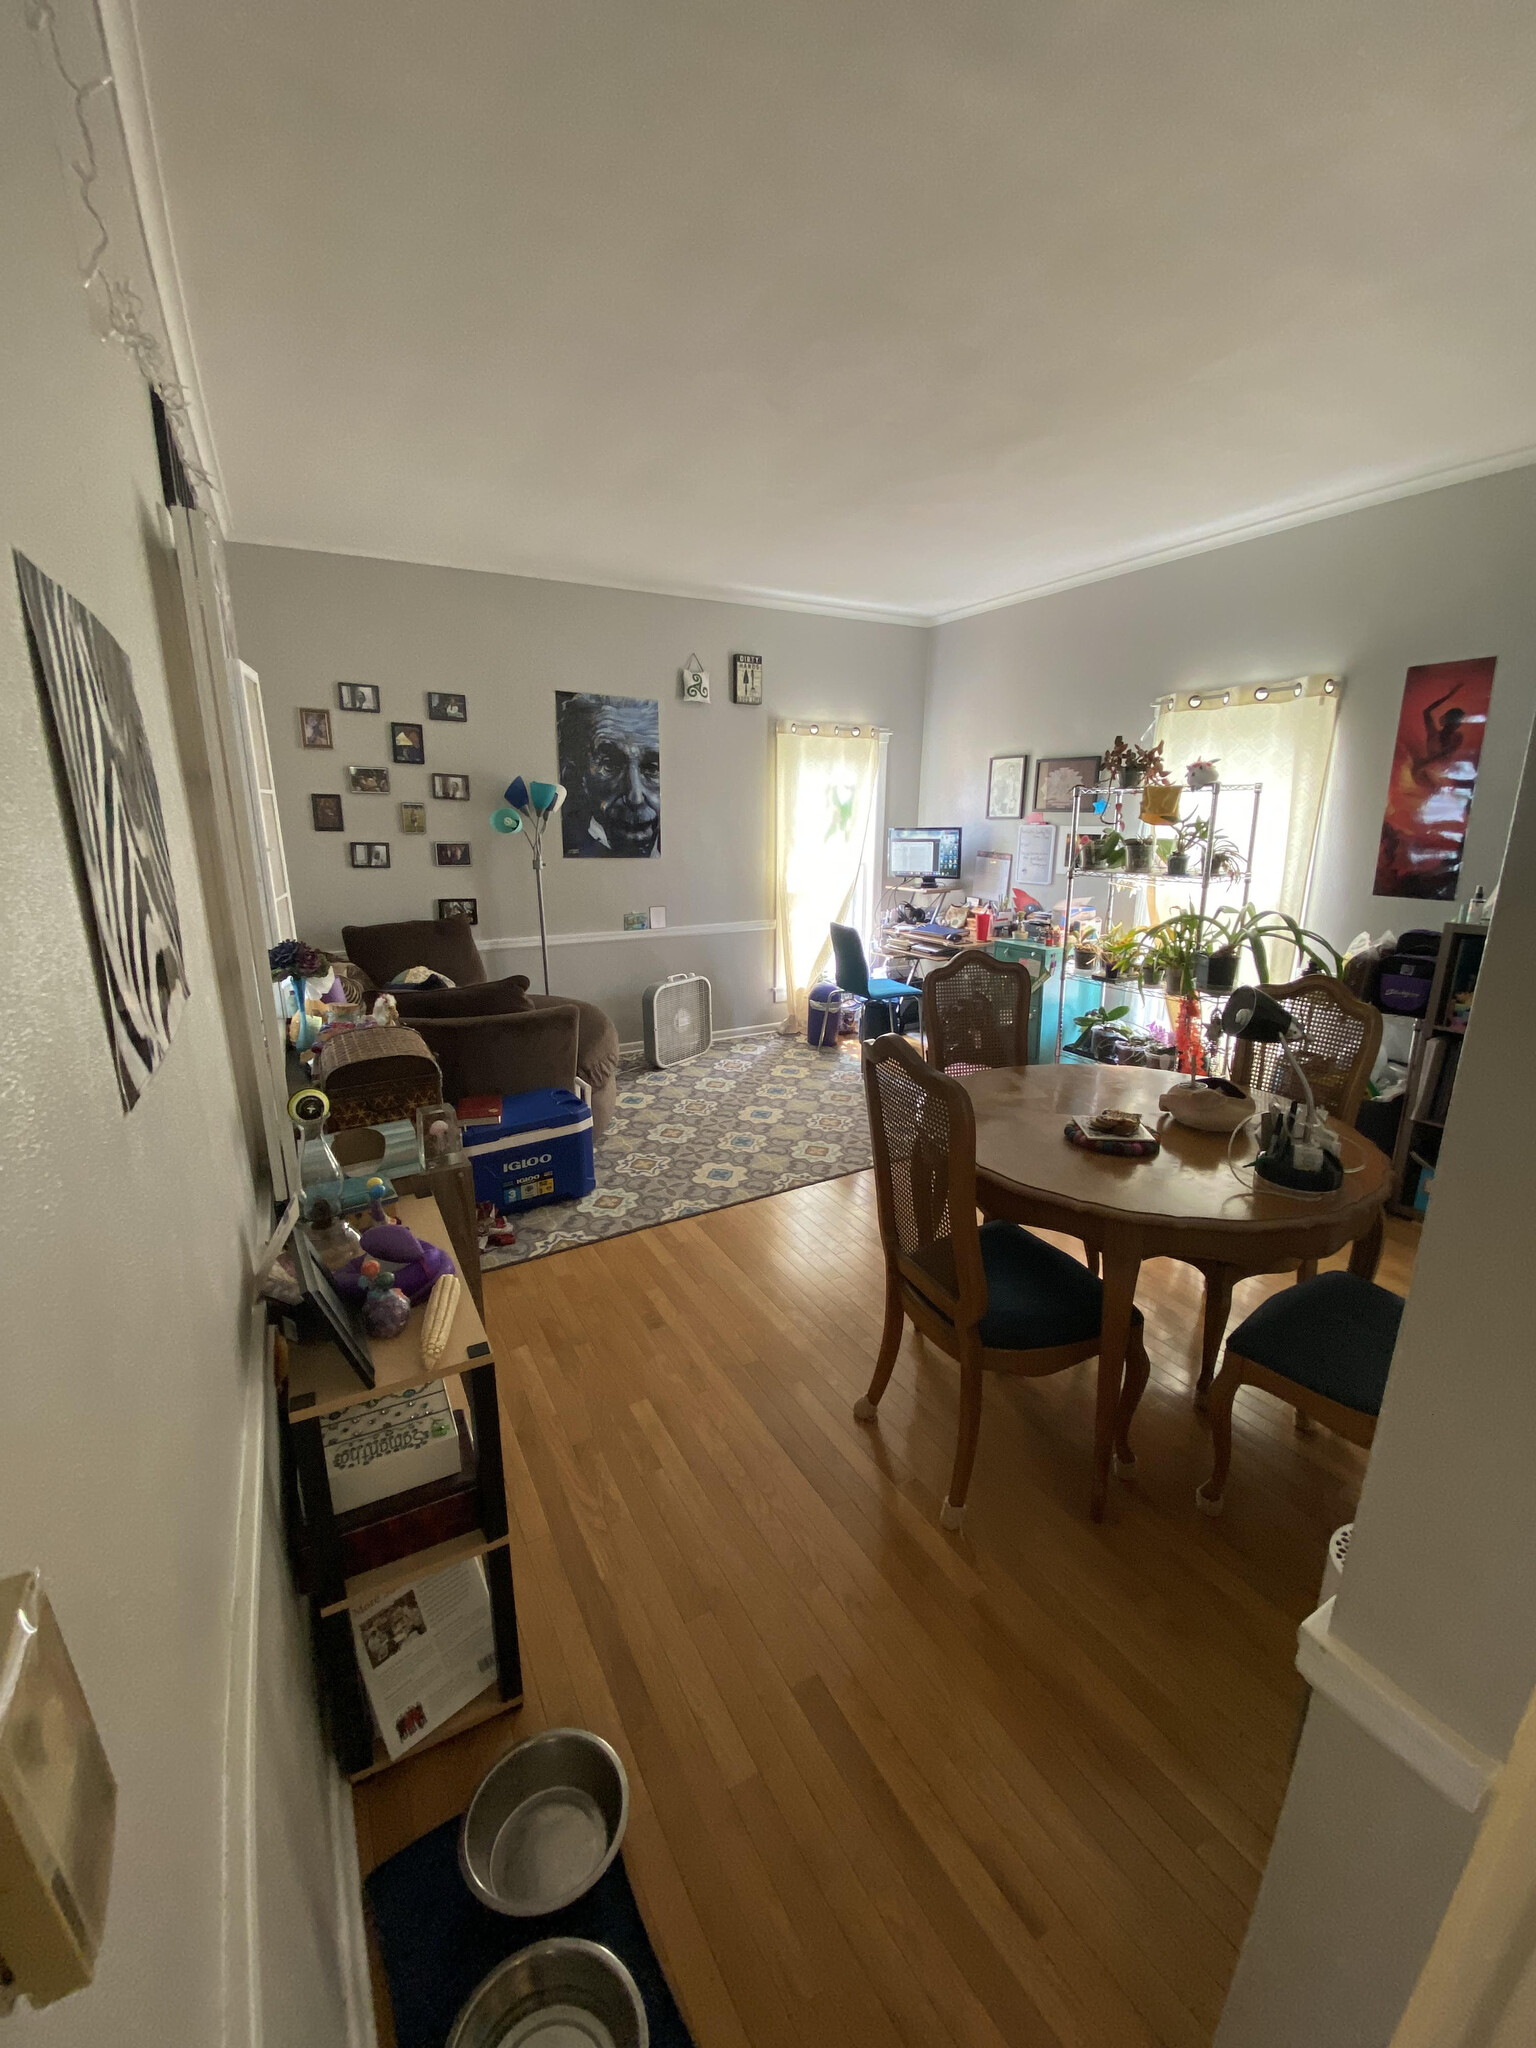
777 720 891 736
1151 674 1343 712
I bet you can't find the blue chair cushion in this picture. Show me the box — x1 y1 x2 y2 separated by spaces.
1227 1270 1402 1415
975 1219 1106 1351
867 976 916 1000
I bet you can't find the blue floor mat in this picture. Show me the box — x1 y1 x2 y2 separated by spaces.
365 1815 694 2048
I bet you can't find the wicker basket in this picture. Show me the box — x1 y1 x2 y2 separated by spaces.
313 1025 442 1130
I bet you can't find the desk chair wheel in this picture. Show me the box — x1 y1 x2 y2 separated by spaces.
853 1396 879 1422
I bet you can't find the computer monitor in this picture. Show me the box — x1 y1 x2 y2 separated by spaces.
886 825 962 888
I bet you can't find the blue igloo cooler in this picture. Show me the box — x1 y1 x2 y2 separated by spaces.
807 982 843 1048
464 1088 596 1212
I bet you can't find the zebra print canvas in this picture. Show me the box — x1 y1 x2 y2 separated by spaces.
15 553 189 1111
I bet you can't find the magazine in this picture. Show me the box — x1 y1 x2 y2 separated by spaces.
349 1556 497 1759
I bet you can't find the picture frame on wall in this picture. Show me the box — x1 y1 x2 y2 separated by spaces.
348 765 391 794
434 841 471 867
427 692 467 722
350 841 391 868
399 801 426 833
437 897 477 923
337 682 381 713
391 721 425 764
311 794 344 832
986 753 1027 820
732 653 763 705
1034 755 1100 811
431 772 470 801
300 707 333 749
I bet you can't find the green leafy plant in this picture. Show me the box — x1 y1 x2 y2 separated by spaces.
1101 735 1172 787
1204 905 1345 982
1097 929 1144 981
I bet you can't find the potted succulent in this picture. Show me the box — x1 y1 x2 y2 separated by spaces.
1164 816 1202 877
1186 757 1220 789
1124 833 1154 873
1095 827 1127 870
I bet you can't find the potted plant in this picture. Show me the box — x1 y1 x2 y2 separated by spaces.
1102 735 1171 790
1124 833 1153 873
1095 827 1127 870
1164 816 1202 877
1203 905 1345 984
1097 929 1143 983
1186 757 1220 789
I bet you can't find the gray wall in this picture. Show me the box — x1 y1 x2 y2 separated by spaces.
227 545 929 1039
1 15 351 2044
1218 718 1536 2046
921 467 1536 950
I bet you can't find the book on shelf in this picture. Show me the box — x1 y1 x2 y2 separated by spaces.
321 1381 464 1514
350 1555 497 1761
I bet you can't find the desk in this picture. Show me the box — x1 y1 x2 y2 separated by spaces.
959 1066 1391 1520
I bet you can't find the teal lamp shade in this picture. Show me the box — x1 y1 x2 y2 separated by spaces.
528 779 566 819
490 805 523 835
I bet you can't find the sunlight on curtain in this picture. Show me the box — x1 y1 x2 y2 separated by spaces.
1154 676 1341 967
774 726 880 1029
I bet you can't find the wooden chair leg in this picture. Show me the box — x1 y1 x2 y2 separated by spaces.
941 1351 985 1531
1196 1267 1237 1406
1292 1255 1320 1432
1296 1257 1319 1284
1081 1240 1100 1276
1113 1319 1151 1478
1196 1350 1246 1514
855 1276 904 1422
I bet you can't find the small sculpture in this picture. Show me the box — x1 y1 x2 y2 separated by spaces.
333 1223 457 1307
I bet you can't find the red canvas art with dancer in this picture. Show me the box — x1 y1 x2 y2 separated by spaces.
1373 657 1496 900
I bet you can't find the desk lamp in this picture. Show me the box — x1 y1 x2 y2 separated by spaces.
1216 986 1343 1193
490 777 566 995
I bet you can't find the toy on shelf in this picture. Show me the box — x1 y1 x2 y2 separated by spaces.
303 1198 363 1271
356 1257 411 1339
333 1220 457 1309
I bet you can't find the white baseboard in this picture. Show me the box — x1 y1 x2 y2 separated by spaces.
330 1771 375 2048
617 1021 783 1056
220 1313 266 2048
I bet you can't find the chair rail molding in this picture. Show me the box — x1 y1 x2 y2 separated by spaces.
1297 1599 1503 1814
480 917 774 953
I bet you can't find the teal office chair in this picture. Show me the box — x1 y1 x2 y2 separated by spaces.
829 923 918 1038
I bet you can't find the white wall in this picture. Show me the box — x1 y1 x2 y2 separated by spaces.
1217 717 1536 2045
0 19 354 2044
225 544 929 1038
920 467 1536 949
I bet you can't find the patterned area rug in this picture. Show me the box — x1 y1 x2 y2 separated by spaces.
479 1032 871 1269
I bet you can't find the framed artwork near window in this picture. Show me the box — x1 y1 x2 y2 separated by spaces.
337 682 380 712
300 707 333 749
987 753 1027 819
1034 755 1100 811
732 654 763 705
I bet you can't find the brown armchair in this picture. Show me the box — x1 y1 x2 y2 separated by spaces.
341 917 621 1135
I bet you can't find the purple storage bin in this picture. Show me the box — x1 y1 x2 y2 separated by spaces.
807 982 843 1048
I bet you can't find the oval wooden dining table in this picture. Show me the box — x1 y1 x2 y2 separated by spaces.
959 1063 1392 1520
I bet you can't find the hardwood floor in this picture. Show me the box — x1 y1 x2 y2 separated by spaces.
354 1168 1416 2048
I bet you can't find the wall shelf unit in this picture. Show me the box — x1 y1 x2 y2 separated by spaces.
1389 922 1486 1216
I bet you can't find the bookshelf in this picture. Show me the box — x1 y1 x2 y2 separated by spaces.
279 1192 523 1777
1389 922 1486 1217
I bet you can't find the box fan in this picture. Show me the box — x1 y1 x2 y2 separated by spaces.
643 972 713 1069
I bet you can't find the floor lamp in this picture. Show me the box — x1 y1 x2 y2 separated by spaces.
491 777 566 995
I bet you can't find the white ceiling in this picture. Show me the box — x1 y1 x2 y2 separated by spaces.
126 0 1536 621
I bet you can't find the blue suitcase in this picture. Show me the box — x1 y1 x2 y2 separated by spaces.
464 1088 596 1213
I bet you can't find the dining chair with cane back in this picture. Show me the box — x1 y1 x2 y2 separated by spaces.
1196 1270 1403 1514
921 947 1035 1075
855 1033 1152 1527
1192 973 1385 1408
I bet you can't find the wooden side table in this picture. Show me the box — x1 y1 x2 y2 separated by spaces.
278 1193 521 1778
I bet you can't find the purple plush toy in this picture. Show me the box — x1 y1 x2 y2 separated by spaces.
333 1224 456 1307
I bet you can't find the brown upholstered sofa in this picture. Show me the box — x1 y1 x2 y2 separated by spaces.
340 916 621 1138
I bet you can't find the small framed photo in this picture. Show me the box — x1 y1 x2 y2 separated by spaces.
431 772 470 801
391 721 425 764
350 841 391 869
311 793 344 832
399 801 426 834
437 897 477 924
427 691 467 722
300 707 333 749
434 841 471 867
1014 820 1058 890
337 682 381 713
987 753 1027 820
1034 755 1101 812
732 653 763 705
348 765 391 795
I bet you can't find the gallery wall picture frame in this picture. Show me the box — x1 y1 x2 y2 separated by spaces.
350 841 391 868
987 753 1027 820
1373 657 1497 899
1013 820 1059 890
1034 755 1100 811
732 653 763 705
431 772 470 801
434 841 472 867
311 793 344 832
300 707 333 749
391 721 425 764
348 765 391 794
680 655 709 702
556 691 661 858
427 692 467 722
399 801 426 834
437 897 477 923
337 682 380 712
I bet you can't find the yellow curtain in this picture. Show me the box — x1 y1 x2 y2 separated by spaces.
1154 675 1341 971
774 726 879 1030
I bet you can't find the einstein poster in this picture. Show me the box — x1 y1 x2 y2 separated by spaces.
556 692 661 858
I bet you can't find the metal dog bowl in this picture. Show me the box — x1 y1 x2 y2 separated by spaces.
461 1728 629 1916
446 1938 648 2048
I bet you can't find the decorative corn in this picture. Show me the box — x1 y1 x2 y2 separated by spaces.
421 1272 461 1369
